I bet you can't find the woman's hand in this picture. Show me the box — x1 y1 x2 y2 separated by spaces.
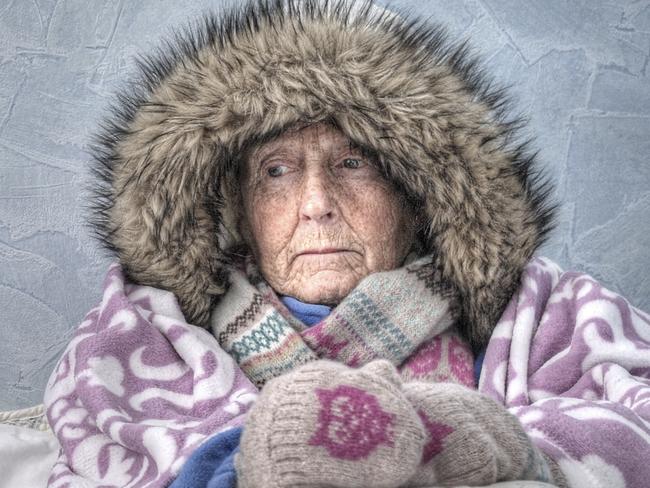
401 381 566 487
235 360 566 488
235 359 426 488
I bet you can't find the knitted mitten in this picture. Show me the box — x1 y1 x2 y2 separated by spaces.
235 359 426 488
235 359 566 488
402 381 566 487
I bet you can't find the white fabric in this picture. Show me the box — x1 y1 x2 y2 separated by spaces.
0 404 50 431
0 424 59 488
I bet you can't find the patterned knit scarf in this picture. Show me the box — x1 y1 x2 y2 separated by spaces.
210 254 475 389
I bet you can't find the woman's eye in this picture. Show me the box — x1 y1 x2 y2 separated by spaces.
266 165 289 177
342 158 364 169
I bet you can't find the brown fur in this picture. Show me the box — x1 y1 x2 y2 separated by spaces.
88 0 557 350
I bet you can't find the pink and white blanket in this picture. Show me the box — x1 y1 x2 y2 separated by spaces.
44 257 650 487
43 265 258 487
479 257 650 488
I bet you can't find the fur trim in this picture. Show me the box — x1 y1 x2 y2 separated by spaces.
87 0 558 350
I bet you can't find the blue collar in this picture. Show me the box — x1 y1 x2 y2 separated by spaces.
280 296 332 326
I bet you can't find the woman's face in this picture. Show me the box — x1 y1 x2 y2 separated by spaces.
240 122 415 304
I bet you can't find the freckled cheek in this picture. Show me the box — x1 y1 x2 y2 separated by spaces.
343 182 411 265
343 181 395 222
247 191 298 264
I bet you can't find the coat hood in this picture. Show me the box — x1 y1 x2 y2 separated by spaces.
88 0 557 350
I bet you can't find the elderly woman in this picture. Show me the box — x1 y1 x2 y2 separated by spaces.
42 1 650 487
209 120 562 487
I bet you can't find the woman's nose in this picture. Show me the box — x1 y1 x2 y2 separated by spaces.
299 172 336 223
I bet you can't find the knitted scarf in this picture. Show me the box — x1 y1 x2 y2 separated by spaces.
210 254 475 389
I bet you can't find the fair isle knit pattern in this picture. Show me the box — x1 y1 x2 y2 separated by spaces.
211 254 474 388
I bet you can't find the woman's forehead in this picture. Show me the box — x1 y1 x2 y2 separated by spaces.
248 123 360 162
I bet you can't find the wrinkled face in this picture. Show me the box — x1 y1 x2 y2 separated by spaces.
240 122 416 305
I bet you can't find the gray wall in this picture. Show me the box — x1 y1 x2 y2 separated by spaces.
1 0 648 410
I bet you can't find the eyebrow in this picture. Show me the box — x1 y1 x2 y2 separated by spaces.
248 147 291 167
252 139 361 160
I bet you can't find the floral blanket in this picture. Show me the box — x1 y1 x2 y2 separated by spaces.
479 257 650 488
43 265 258 487
43 257 650 487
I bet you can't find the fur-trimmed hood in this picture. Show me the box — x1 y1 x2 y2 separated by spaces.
89 0 557 351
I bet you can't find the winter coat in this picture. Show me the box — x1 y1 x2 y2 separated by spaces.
88 0 557 352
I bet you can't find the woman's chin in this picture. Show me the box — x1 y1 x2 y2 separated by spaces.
289 270 361 306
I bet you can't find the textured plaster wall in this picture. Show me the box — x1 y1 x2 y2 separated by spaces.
0 0 648 410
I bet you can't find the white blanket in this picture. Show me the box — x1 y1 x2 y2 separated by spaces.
0 423 59 488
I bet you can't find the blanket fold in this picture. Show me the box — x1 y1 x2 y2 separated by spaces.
479 257 650 488
43 264 258 487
